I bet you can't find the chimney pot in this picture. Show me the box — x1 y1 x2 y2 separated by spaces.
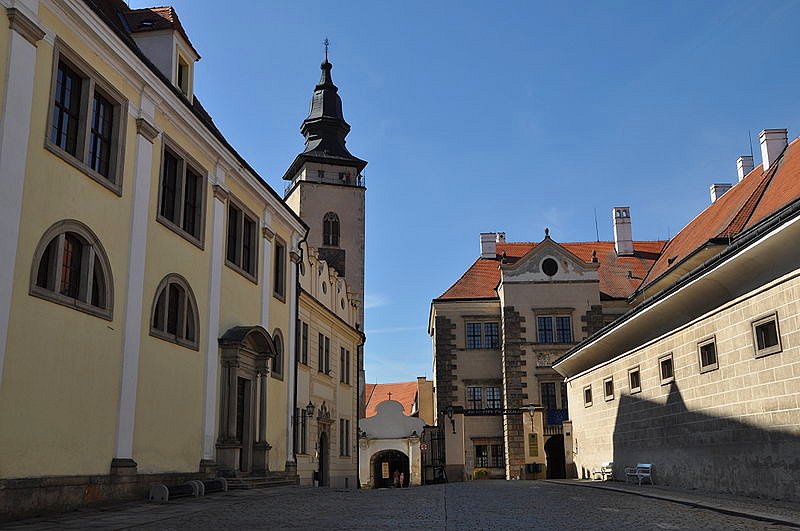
759 128 788 170
612 207 634 256
736 155 754 181
709 183 733 203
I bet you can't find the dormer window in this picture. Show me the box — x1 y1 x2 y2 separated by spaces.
177 56 189 95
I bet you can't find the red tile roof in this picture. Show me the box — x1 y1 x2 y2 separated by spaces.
365 382 418 418
437 240 665 301
640 138 800 290
122 6 200 58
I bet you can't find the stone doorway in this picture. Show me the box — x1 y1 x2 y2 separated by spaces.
216 326 276 477
371 450 409 488
318 431 329 486
545 435 566 479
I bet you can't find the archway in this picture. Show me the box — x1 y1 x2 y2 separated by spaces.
318 431 329 486
371 449 409 488
545 435 566 479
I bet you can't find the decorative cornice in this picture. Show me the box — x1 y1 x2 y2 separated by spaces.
135 117 159 142
7 8 46 46
262 226 275 240
289 250 301 264
212 184 229 202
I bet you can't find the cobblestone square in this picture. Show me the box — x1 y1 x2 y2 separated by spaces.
6 481 797 530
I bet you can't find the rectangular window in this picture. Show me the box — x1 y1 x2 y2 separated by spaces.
484 322 500 348
583 385 593 407
345 349 351 384
318 332 324 372
225 200 258 279
537 316 554 343
466 386 482 410
325 336 331 374
158 145 206 244
752 314 782 358
274 239 286 299
628 366 641 394
48 49 126 192
485 386 502 410
555 316 572 343
541 382 557 410
659 353 674 384
603 377 614 401
475 445 489 468
560 382 568 410
340 347 346 383
698 337 718 373
339 418 351 457
490 444 505 468
301 322 309 364
466 322 482 349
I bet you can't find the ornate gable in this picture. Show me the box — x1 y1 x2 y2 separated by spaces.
500 236 599 284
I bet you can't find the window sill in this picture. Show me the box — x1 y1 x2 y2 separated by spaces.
29 286 113 321
149 328 200 351
270 370 284 381
754 346 782 359
225 260 258 284
604 395 614 402
45 138 123 197
273 291 286 304
660 377 675 386
699 364 719 374
156 215 205 250
630 387 642 394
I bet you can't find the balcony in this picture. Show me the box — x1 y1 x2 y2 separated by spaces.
285 171 365 194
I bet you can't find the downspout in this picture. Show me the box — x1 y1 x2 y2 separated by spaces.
356 328 366 489
292 228 308 463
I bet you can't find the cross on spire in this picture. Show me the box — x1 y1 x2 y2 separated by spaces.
388 392 392 400
324 37 329 62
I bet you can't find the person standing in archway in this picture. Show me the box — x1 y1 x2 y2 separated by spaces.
400 472 405 488
393 469 399 488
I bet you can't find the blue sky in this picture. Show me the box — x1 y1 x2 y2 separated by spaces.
132 1 800 384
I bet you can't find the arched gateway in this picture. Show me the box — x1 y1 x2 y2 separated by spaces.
216 326 277 476
371 449 409 488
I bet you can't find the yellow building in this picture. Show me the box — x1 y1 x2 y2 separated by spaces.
0 0 366 518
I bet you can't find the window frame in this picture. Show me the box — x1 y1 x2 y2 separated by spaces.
149 273 200 350
628 366 641 394
271 329 284 380
583 385 593 407
300 321 309 365
603 376 614 402
466 386 483 411
752 313 782 358
659 353 675 385
224 195 259 282
45 40 128 196
465 322 482 349
29 219 114 321
323 211 340 247
485 386 502 410
474 444 489 468
484 322 500 349
537 314 572 344
156 138 207 248
697 336 719 373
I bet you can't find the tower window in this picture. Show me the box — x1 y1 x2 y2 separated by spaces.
323 212 340 247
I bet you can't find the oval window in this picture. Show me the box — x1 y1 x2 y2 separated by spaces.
542 258 558 277
322 282 327 294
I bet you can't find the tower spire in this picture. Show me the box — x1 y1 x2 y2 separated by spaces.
324 37 329 63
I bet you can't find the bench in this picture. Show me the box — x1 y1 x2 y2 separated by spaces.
624 463 653 485
592 462 614 481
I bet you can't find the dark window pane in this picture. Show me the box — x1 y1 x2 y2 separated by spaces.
466 386 482 410
37 238 57 289
318 332 324 372
538 317 554 343
556 316 572 343
700 342 716 367
52 61 82 156
273 336 282 374
491 444 504 468
227 204 240 264
660 357 673 380
541 382 557 410
182 168 201 237
89 92 114 178
466 322 482 349
185 301 195 342
91 255 105 308
274 243 285 297
475 445 488 468
484 322 499 348
242 216 255 274
756 321 779 350
486 387 501 410
160 150 179 222
60 234 83 299
153 288 166 330
166 283 182 335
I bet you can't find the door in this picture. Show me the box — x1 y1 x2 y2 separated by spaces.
318 431 329 486
236 377 252 472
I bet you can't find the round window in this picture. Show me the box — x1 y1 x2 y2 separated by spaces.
322 282 327 294
542 257 558 276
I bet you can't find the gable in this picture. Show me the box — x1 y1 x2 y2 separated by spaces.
501 238 599 284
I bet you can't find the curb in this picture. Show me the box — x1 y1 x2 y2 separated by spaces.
543 480 800 528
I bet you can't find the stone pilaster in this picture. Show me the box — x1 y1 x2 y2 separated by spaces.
501 306 528 479
433 315 457 413
580 304 605 337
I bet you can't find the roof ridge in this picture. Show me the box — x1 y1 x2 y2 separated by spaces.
437 257 498 299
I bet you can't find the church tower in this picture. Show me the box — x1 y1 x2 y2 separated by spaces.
283 53 367 329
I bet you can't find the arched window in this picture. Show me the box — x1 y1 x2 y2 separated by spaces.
272 329 284 378
323 212 340 247
150 274 199 349
30 220 113 319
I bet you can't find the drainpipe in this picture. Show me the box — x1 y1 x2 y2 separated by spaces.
292 228 308 464
356 329 366 489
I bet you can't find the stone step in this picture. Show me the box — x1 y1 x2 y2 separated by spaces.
226 476 298 490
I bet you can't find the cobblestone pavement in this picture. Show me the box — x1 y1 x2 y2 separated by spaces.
5 481 797 530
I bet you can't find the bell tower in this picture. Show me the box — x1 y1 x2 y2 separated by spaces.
283 51 367 329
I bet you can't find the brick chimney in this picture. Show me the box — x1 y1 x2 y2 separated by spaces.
612 207 633 256
480 233 498 259
736 156 754 181
709 183 732 203
760 129 788 170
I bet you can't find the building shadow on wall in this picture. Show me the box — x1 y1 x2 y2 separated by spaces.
608 381 800 502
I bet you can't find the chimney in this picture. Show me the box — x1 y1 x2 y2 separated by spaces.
736 155 754 181
496 232 506 243
612 207 633 256
480 233 498 259
709 183 733 203
759 128 788 170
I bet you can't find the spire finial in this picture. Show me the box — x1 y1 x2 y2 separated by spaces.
324 37 329 62
545 227 550 238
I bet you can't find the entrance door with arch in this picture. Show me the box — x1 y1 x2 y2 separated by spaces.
545 435 566 479
371 449 409 488
318 431 329 486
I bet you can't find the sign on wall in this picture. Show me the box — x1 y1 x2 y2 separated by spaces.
528 433 538 457
381 462 390 479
